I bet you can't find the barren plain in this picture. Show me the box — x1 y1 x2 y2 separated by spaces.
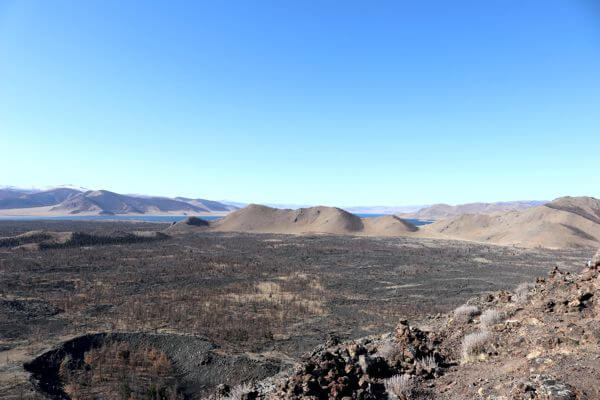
0 220 589 399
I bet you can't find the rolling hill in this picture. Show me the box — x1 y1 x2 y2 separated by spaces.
361 215 419 236
211 198 600 248
50 190 199 215
174 197 238 212
418 196 600 248
211 204 364 234
210 204 418 236
400 200 546 220
0 188 81 209
0 188 236 216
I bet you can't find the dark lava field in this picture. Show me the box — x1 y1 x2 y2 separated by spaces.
0 220 587 399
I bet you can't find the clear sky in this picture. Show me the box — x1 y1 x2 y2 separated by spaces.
1 1 599 206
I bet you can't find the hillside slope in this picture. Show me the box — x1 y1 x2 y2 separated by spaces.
362 215 419 236
0 188 235 216
0 188 81 209
401 200 545 220
175 197 238 212
50 190 205 215
211 204 365 234
211 204 419 236
418 197 600 248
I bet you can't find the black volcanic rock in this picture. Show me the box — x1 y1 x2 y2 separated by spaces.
183 216 210 227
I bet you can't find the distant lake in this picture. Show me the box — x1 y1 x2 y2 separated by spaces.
355 213 433 226
0 214 433 226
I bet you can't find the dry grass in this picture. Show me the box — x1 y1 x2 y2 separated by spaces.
480 308 502 328
513 282 535 303
33 243 328 348
384 374 412 400
416 355 438 371
453 304 480 321
225 280 325 316
461 331 490 363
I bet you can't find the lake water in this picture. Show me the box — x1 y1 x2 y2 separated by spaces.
0 213 433 225
355 214 433 226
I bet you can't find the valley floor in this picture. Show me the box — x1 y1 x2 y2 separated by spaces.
0 221 588 399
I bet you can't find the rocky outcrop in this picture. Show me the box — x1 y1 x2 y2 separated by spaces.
268 321 445 400
165 216 210 233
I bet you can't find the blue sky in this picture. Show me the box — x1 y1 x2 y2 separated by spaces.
1 1 599 205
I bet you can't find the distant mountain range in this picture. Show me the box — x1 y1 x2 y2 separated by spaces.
399 200 547 220
217 202 542 217
0 186 548 220
217 202 424 214
0 187 237 216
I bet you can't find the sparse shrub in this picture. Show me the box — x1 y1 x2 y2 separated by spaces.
461 331 490 362
479 308 502 328
384 374 412 400
453 304 480 321
417 354 438 371
514 282 535 303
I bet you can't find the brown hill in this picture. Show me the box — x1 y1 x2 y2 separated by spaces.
50 190 206 215
210 204 418 236
217 198 599 247
0 188 234 216
362 215 418 236
211 204 365 234
545 196 600 224
418 196 600 249
401 200 545 220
